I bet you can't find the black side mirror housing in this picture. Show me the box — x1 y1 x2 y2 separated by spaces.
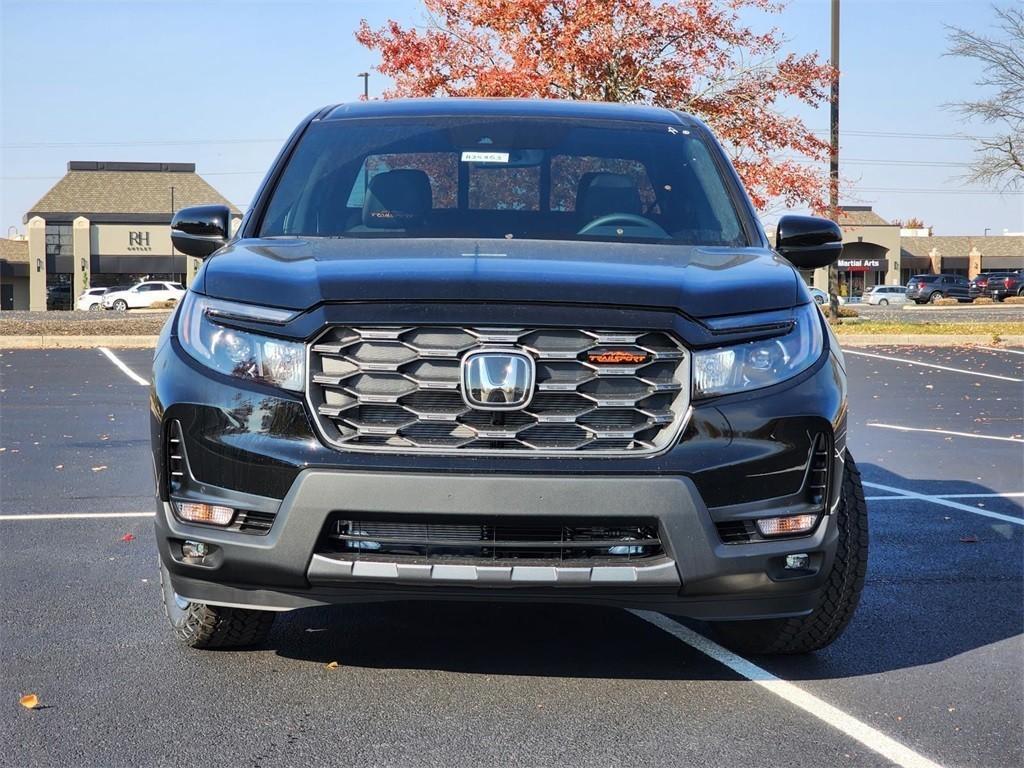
775 215 843 270
171 205 231 259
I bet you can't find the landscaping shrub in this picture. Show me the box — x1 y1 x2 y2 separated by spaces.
935 297 959 306
1003 295 1024 304
972 297 995 304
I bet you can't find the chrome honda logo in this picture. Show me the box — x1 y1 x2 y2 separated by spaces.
460 349 536 411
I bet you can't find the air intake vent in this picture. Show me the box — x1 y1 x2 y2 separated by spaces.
318 515 664 564
167 420 186 494
715 520 756 544
806 433 831 510
235 510 276 534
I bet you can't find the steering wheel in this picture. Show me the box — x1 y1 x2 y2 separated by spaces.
577 213 670 238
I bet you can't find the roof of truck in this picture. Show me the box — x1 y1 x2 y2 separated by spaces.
322 98 697 126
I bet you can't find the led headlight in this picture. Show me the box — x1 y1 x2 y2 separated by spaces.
692 303 823 398
176 292 304 391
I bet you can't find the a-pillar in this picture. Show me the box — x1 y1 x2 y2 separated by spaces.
72 216 91 307
27 216 47 311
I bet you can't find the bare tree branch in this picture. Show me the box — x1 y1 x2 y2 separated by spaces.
946 3 1024 190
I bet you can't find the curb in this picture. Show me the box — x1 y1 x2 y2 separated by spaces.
901 303 1023 311
837 334 1024 347
0 335 159 349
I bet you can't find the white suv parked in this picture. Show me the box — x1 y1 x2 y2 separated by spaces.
864 285 908 306
102 281 186 311
76 287 109 311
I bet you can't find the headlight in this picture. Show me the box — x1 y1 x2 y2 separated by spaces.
176 292 304 392
692 303 823 398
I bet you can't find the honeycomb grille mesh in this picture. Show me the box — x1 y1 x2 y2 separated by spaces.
307 326 690 454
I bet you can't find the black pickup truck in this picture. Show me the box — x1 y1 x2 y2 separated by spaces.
153 99 865 655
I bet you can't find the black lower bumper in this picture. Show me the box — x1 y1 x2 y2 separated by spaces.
158 469 839 621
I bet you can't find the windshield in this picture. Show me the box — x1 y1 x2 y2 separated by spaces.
258 117 747 247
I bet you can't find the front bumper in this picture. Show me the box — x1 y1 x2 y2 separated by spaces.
157 467 840 620
153 338 848 621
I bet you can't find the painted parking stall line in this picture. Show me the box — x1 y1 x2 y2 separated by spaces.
99 347 150 386
866 492 1024 501
0 512 155 521
632 611 944 768
844 349 1023 382
867 423 1024 444
863 481 1024 526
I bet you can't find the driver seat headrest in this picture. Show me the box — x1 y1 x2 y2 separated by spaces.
576 172 642 221
362 169 432 229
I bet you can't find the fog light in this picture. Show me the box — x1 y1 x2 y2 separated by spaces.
176 502 234 526
756 514 818 537
785 553 810 570
181 540 210 559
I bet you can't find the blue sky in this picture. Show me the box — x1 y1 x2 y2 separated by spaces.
2 0 1022 235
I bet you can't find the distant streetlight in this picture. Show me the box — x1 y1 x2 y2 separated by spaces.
357 72 370 100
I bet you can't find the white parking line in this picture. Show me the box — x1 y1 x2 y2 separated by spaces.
844 349 1023 382
99 347 150 386
0 512 155 521
866 492 1024 501
632 611 943 768
863 481 1024 526
867 422 1024 443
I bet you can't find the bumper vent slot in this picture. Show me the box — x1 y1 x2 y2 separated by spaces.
806 433 831 509
715 520 756 544
307 325 690 455
166 420 185 494
318 516 664 565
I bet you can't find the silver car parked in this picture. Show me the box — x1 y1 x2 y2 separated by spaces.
864 285 908 306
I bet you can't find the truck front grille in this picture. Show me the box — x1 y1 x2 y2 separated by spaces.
319 516 664 564
307 325 690 455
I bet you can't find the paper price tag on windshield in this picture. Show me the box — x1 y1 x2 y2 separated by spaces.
461 151 509 163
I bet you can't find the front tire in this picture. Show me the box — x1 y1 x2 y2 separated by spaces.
711 451 868 655
928 291 941 304
878 298 888 306
88 302 101 311
160 561 275 649
113 299 128 311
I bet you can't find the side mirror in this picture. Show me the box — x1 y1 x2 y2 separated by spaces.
775 215 843 270
171 205 230 259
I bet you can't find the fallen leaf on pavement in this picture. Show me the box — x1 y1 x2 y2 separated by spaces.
121 533 135 542
325 661 340 670
19 694 39 709
959 534 978 543
54 464 64 470
91 465 108 472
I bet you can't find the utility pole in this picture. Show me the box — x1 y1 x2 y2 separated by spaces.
828 0 841 318
357 72 370 100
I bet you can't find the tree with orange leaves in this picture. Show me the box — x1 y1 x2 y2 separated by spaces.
356 0 835 212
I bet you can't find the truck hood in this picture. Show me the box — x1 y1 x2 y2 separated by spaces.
199 238 801 319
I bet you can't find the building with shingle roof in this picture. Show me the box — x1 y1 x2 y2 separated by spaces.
11 161 241 311
796 205 1023 298
24 162 240 223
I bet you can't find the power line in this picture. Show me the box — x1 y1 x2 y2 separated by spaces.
2 138 284 150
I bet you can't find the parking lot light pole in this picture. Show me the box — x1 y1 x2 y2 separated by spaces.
828 0 841 318
358 72 370 100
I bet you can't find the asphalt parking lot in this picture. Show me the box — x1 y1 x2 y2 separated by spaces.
1 345 1021 768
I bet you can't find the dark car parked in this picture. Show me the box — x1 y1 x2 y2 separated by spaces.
153 99 864 656
906 274 970 304
988 269 1024 301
